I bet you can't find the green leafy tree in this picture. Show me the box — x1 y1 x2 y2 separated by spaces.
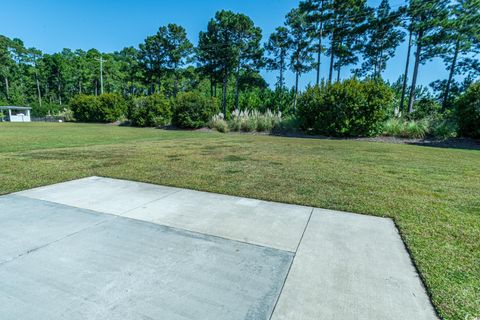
265 27 291 89
406 0 449 113
198 10 262 115
439 0 480 110
285 8 315 109
359 0 405 79
158 24 193 98
330 0 370 82
299 0 330 85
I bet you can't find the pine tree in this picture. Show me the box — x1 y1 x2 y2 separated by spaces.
285 8 315 110
264 27 291 89
359 0 405 79
440 0 480 110
406 0 449 113
299 0 331 85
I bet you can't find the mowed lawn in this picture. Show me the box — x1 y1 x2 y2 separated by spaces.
1 122 479 320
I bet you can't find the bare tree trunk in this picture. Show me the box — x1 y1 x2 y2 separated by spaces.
36 75 42 106
316 28 323 85
279 52 285 89
407 30 423 114
173 72 178 98
234 66 240 110
400 28 413 113
336 65 341 82
4 77 9 100
328 14 336 84
222 72 228 116
210 75 214 97
328 36 335 84
315 0 324 86
442 38 460 111
294 71 299 112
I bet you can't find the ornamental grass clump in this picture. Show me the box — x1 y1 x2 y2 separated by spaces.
208 113 229 133
227 109 282 132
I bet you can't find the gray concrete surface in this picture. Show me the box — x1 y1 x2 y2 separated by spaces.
9 177 439 320
17 176 312 252
0 195 292 320
270 209 438 320
16 176 180 215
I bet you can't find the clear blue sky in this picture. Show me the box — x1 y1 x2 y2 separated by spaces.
0 0 447 90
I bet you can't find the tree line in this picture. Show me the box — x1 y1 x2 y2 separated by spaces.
0 0 479 117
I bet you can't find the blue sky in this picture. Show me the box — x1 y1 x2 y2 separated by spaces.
0 0 448 90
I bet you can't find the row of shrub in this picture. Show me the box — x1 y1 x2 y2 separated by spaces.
69 79 479 139
70 92 219 129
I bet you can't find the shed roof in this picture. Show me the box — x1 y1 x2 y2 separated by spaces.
0 106 32 110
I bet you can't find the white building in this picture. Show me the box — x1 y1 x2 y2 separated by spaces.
0 106 32 122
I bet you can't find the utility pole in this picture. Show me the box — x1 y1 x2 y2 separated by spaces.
95 55 104 94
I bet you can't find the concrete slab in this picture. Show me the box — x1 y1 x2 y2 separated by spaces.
16 176 180 215
123 189 312 252
0 195 112 264
270 209 438 320
0 198 293 320
17 177 312 252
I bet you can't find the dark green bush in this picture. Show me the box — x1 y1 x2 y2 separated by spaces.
456 82 480 138
410 97 441 120
129 94 172 127
172 92 219 129
297 79 394 137
70 93 126 123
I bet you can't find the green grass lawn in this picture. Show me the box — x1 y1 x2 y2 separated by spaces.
1 122 479 320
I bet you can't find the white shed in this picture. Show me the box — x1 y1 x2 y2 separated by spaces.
0 106 32 122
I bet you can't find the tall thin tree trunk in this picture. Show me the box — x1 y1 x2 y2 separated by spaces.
36 75 42 107
336 65 341 82
442 38 460 111
279 52 285 89
222 72 228 116
316 28 323 85
316 0 324 86
294 71 299 112
400 28 413 113
210 75 214 97
173 72 178 98
4 77 9 100
234 66 240 110
328 34 335 84
407 30 423 114
328 14 336 84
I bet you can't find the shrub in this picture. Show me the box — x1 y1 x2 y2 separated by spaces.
297 78 394 137
97 93 127 123
431 117 458 139
69 95 99 122
410 97 442 120
209 113 229 133
456 82 480 138
172 92 219 129
129 94 171 127
272 115 300 133
70 93 126 123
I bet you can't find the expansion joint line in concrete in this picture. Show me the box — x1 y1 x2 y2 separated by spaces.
119 189 184 215
0 217 115 267
268 207 314 320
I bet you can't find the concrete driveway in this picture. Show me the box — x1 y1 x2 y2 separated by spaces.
0 177 438 320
